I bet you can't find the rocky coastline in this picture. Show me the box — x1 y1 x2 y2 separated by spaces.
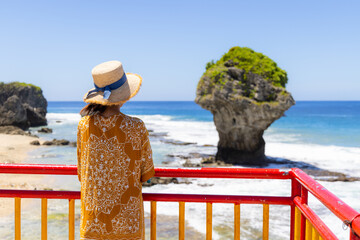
145 129 360 185
0 82 47 130
0 81 356 185
26 124 358 184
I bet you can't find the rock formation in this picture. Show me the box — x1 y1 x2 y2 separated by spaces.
42 139 72 146
195 47 295 165
0 125 34 136
0 82 47 130
38 127 53 133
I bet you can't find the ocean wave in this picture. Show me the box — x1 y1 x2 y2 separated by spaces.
37 112 360 239
136 114 218 146
138 114 360 174
45 113 360 174
47 113 81 125
143 177 291 239
266 142 360 176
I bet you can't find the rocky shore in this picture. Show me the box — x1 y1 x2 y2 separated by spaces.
162 151 360 182
0 125 35 136
144 129 360 185
2 117 358 190
0 82 47 130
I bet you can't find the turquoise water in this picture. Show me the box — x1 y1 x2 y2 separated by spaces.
271 101 360 147
47 101 360 147
29 100 360 173
14 101 360 240
29 100 360 177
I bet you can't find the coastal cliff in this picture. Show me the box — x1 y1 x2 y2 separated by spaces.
0 82 47 130
195 47 295 165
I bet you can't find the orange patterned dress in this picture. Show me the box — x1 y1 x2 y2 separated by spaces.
77 112 155 240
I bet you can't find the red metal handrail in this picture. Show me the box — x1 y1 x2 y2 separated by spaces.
0 189 80 199
0 164 77 175
0 189 292 205
293 196 338 240
291 168 360 236
0 164 291 179
155 167 291 179
0 163 359 239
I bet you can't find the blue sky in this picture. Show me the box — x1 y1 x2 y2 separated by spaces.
1 0 359 101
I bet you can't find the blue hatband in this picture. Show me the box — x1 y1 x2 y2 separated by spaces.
86 73 127 100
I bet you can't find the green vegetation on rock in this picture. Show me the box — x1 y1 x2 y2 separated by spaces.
0 81 42 91
0 81 43 99
200 46 288 90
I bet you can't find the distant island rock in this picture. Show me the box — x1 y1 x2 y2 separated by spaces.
195 47 295 165
0 82 47 130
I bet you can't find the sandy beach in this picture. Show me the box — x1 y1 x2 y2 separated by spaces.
0 133 206 238
0 134 47 216
0 133 39 164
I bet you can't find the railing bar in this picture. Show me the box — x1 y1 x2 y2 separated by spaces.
294 197 337 240
206 202 212 240
234 203 240 240
312 227 319 240
0 164 78 175
143 193 292 205
301 186 309 240
294 207 301 240
155 168 291 179
0 164 292 179
305 219 312 240
263 204 269 240
41 198 47 240
1 164 359 239
290 205 296 240
0 189 81 199
69 199 75 240
301 214 307 240
151 201 157 240
0 190 293 205
291 168 359 232
179 202 185 240
291 179 302 240
15 197 21 240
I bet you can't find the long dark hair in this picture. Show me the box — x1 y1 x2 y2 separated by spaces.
80 103 108 117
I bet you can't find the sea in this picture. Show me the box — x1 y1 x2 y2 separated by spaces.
1 101 360 239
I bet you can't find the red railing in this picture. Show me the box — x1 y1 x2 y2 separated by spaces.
0 164 359 240
290 169 360 240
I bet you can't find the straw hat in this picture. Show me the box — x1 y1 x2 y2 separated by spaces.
83 60 142 105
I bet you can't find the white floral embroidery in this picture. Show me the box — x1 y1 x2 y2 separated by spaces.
120 115 146 150
77 113 153 239
94 114 118 132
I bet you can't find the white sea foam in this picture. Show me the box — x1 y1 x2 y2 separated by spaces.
143 178 292 239
136 114 360 239
265 142 360 176
137 114 219 146
139 113 360 173
41 113 359 239
47 113 81 125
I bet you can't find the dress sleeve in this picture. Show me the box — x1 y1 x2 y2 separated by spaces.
77 124 82 182
140 124 155 182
